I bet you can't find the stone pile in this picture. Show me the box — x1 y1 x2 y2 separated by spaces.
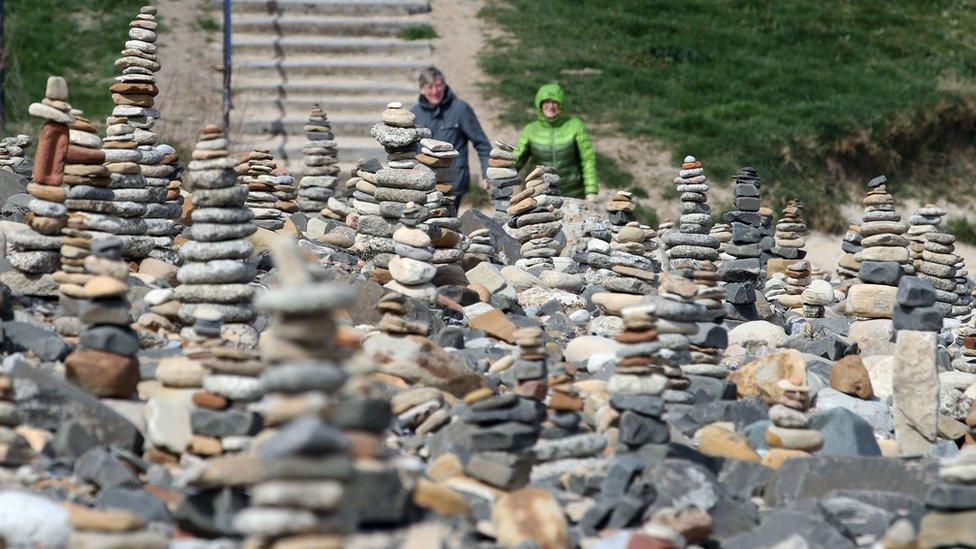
464 228 497 265
920 448 976 547
775 260 811 311
848 176 910 319
954 321 976 374
3 76 73 295
609 306 670 451
459 389 545 490
907 204 943 270
239 150 285 231
586 213 658 316
417 138 465 283
909 205 966 318
685 266 729 380
386 203 437 301
0 371 33 466
836 223 863 281
800 279 834 319
377 291 428 337
296 104 340 216
765 200 808 277
0 134 32 176
710 222 732 260
358 102 432 269
487 140 518 220
272 166 298 217
153 142 183 253
105 6 169 261
177 125 257 326
64 244 140 399
652 273 702 403
719 167 762 322
507 165 564 271
664 155 719 271
892 276 941 455
764 373 823 463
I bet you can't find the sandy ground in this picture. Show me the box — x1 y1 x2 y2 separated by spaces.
154 0 225 156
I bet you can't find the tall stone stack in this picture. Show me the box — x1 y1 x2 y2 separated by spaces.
239 150 285 231
684 266 729 381
848 176 910 319
386 203 437 301
764 374 823 462
271 166 298 218
64 242 140 399
487 140 518 221
766 200 809 277
776 260 811 312
296 104 340 216
177 126 256 327
920 448 976 547
892 276 941 455
710 222 733 261
155 143 183 251
234 246 359 546
719 167 763 323
105 6 168 261
417 138 465 283
610 306 669 452
909 205 966 318
907 204 943 271
664 155 719 271
652 273 700 404
507 166 564 272
836 223 863 281
0 134 33 177
360 102 432 269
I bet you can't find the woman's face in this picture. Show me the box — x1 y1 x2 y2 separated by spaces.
541 100 561 120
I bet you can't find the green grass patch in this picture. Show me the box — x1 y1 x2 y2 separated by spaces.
479 0 976 230
947 217 976 246
198 16 220 33
399 24 439 41
4 0 144 135
594 150 633 190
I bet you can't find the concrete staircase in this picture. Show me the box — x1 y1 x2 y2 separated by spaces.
228 0 432 174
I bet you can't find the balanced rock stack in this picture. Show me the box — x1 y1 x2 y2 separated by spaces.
487 140 518 220
848 176 910 319
920 448 976 547
416 138 465 281
836 223 863 281
272 167 298 216
764 373 823 463
775 260 811 311
239 150 285 231
907 204 944 270
234 250 358 546
3 76 74 294
153 142 183 252
65 246 140 398
0 134 33 176
0 372 34 466
464 228 497 266
105 6 167 261
909 205 965 317
664 155 719 271
177 125 257 326
718 167 763 323
800 279 834 319
296 104 340 216
386 203 437 301
652 273 701 404
360 102 432 268
685 266 729 380
507 165 564 271
892 276 941 455
377 291 428 337
766 200 809 277
610 306 670 451
710 222 732 260
598 220 658 305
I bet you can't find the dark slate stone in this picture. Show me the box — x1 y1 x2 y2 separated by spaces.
190 409 263 438
75 446 140 489
718 460 774 500
688 375 737 403
689 397 769 432
892 304 943 332
470 421 539 451
610 394 665 417
724 281 757 304
925 482 976 512
332 397 393 433
721 507 855 548
346 462 414 525
4 321 71 361
96 487 171 523
47 420 100 459
766 456 938 506
809 407 882 456
174 487 248 537
897 276 937 307
826 489 925 529
648 459 757 539
259 416 349 460
460 209 521 264
1 192 30 223
618 411 669 446
858 261 903 286
79 325 140 355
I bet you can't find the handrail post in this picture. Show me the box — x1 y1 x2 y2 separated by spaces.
222 0 232 132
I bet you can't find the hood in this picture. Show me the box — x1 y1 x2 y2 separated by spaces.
534 83 567 124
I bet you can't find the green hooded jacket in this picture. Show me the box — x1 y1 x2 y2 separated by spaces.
514 83 598 198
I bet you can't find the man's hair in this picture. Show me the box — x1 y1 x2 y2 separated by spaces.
418 66 444 88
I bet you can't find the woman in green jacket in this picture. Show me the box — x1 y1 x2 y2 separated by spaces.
514 83 598 200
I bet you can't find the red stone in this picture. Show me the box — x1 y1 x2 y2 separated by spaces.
32 122 69 186
64 349 139 398
66 144 105 164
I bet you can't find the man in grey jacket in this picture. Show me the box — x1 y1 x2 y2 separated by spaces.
410 66 492 206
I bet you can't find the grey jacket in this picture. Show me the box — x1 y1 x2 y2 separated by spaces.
411 87 491 196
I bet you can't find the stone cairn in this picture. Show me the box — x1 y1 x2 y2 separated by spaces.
240 150 285 231
233 246 359 546
653 273 701 404
459 329 547 490
464 228 498 266
54 110 104 301
296 104 340 217
64 242 140 399
953 313 976 374
909 204 967 318
685 266 729 381
0 371 34 467
155 142 183 252
377 291 428 337
800 279 834 319
663 155 719 272
848 176 910 320
105 5 170 261
176 125 257 327
836 222 863 282
710 222 732 260
3 76 73 295
892 276 941 455
507 166 564 271
359 102 432 270
764 372 823 462
609 305 670 452
766 200 809 277
0 134 33 176
487 140 518 221
719 167 763 323
417 138 466 283
921 447 976 547
386 203 438 301
776 260 811 312
272 166 298 217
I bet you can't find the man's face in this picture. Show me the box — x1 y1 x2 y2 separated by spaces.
421 76 446 106
541 100 561 120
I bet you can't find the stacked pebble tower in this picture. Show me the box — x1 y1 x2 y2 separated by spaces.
719 167 763 323
683 266 729 380
487 140 518 221
910 205 966 318
663 155 720 271
3 76 74 294
417 138 465 283
652 273 700 404
176 125 257 327
0 134 33 176
156 142 183 251
464 228 498 266
764 373 824 460
765 200 809 278
776 260 811 312
507 165 565 271
610 306 670 451
240 150 285 231
836 223 863 281
295 104 340 217
710 222 733 261
377 291 428 337
386 203 437 301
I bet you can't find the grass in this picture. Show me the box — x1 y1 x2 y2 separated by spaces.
947 217 976 246
479 0 976 230
399 24 439 41
198 16 220 33
4 0 145 135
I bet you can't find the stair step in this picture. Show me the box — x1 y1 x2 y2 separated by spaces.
231 96 414 116
232 79 417 98
232 35 432 57
234 57 428 78
231 15 426 36
228 0 431 17
231 134 385 166
232 114 385 135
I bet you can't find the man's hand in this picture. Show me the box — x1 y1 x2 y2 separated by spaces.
585 193 598 203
